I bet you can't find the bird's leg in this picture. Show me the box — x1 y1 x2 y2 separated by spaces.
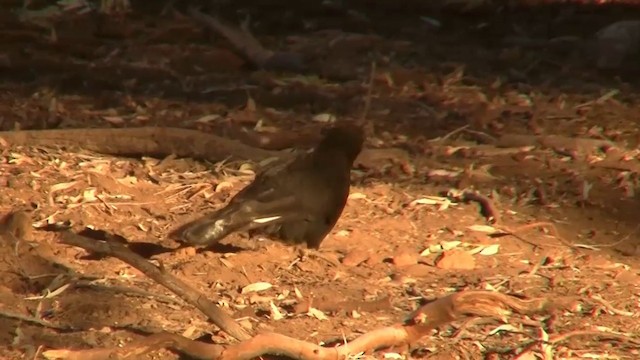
286 243 310 269
296 245 311 261
308 249 340 267
243 231 270 252
287 246 340 268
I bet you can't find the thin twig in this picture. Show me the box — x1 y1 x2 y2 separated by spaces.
582 224 640 249
0 309 76 331
428 124 470 143
360 61 377 123
74 280 183 305
59 230 252 341
549 329 640 346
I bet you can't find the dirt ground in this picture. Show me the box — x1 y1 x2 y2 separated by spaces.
1 1 640 359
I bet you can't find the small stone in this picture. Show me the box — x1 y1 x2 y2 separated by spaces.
342 249 370 267
365 252 384 266
392 252 417 267
174 246 197 258
435 250 475 270
400 264 434 278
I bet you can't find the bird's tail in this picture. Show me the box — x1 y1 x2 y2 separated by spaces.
174 197 300 246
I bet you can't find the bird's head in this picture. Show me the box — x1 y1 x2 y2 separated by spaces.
316 123 365 163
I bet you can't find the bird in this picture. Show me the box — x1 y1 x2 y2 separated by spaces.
173 123 364 250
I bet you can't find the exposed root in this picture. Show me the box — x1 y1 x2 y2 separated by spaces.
42 287 579 360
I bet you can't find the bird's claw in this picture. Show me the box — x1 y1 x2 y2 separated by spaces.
286 244 309 269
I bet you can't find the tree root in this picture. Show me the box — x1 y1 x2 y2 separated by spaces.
0 127 280 163
44 226 578 360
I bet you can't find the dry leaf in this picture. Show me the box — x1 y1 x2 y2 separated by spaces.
334 229 350 237
440 240 462 251
49 181 80 205
488 324 521 336
254 119 279 133
444 146 470 156
8 153 34 165
419 248 431 256
467 224 497 233
81 188 98 202
409 198 439 206
276 289 290 300
219 258 234 268
115 176 138 186
182 326 198 338
408 196 451 209
194 114 221 124
312 113 336 123
421 240 462 256
438 201 451 211
269 301 284 320
50 181 79 193
479 244 500 256
215 181 234 192
103 116 125 125
24 283 71 300
42 350 74 359
241 282 273 294
307 307 328 321
238 163 256 176
348 192 367 200
539 327 553 359
245 96 257 112
383 353 405 360
428 169 462 177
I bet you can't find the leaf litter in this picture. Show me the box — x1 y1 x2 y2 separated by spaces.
2 4 640 359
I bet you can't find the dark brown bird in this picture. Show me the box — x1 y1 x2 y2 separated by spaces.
173 124 364 249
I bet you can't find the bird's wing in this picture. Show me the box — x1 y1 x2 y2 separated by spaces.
230 152 311 205
222 154 314 224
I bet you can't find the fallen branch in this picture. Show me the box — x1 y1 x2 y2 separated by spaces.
43 331 223 360
590 147 640 173
187 7 304 72
494 134 614 159
0 127 280 163
292 295 392 315
58 230 252 342
0 125 411 177
492 222 574 249
0 308 78 331
74 280 183 305
548 329 640 347
42 289 576 360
